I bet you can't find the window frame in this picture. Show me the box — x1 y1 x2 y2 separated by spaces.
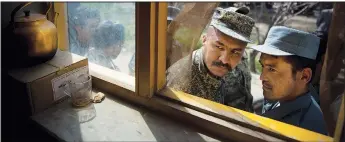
54 2 335 142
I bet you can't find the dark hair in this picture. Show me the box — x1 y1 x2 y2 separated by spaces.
283 55 317 81
71 7 100 26
312 31 328 63
93 21 125 49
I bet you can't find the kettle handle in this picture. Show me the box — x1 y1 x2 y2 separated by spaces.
10 2 32 23
10 2 53 23
45 2 53 17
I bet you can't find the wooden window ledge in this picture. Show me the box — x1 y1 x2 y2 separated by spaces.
31 90 220 141
32 63 333 142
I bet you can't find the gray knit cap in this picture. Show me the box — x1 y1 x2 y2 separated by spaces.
211 7 255 43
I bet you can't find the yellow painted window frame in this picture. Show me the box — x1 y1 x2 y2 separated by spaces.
154 3 334 142
53 2 335 142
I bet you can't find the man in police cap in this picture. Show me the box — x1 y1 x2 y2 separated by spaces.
250 26 328 135
166 7 255 112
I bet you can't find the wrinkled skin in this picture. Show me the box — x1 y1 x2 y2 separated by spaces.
166 26 253 112
202 26 247 77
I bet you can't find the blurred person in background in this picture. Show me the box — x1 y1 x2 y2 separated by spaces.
88 20 125 71
316 8 333 33
68 6 101 56
315 7 344 126
167 6 181 25
309 31 328 105
310 8 333 97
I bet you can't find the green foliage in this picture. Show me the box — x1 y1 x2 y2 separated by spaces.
196 38 203 49
255 59 262 74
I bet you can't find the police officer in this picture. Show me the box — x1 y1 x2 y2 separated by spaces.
250 26 328 135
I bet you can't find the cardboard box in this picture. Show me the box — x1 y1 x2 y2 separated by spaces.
8 50 89 115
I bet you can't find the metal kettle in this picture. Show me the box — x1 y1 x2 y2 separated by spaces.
6 2 58 68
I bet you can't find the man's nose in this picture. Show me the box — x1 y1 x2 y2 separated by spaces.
260 70 266 81
219 53 231 65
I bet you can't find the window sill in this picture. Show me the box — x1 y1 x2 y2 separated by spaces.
31 90 220 141
89 62 135 92
88 63 333 142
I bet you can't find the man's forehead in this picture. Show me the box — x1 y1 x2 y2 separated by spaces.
207 26 245 46
207 26 219 40
260 54 290 66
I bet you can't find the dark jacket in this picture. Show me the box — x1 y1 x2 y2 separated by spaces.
261 92 328 135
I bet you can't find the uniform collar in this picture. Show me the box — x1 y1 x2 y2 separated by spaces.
261 92 313 120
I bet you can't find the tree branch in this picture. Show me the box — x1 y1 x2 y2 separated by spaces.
278 2 317 25
275 2 293 25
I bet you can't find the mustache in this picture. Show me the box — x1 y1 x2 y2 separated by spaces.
262 81 272 88
212 61 232 70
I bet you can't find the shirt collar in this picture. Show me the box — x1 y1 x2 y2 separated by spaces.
261 92 313 120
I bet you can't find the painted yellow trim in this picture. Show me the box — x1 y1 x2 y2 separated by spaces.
53 3 69 51
334 95 344 142
159 87 333 142
149 2 156 96
135 2 157 98
156 2 168 91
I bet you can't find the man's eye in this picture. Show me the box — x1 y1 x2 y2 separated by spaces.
215 45 223 50
233 50 241 54
231 50 241 56
268 67 275 72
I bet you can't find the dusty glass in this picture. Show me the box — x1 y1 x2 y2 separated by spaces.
66 2 136 76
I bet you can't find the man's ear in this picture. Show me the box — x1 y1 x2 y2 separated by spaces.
300 68 313 83
202 34 207 45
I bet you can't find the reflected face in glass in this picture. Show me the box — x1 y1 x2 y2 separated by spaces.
202 27 246 77
76 18 100 45
259 54 298 101
104 43 123 59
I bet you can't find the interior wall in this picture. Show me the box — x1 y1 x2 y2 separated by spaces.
1 2 47 29
1 2 51 142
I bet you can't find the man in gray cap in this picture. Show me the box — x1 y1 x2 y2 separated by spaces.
166 7 255 112
250 26 328 135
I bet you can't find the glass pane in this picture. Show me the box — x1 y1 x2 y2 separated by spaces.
66 2 135 76
165 2 339 136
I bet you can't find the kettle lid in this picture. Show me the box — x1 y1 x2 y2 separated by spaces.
14 10 46 23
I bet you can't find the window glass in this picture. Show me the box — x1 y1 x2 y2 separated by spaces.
165 2 339 136
66 2 135 76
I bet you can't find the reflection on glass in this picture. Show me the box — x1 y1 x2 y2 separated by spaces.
165 2 337 136
67 2 135 76
166 3 254 113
